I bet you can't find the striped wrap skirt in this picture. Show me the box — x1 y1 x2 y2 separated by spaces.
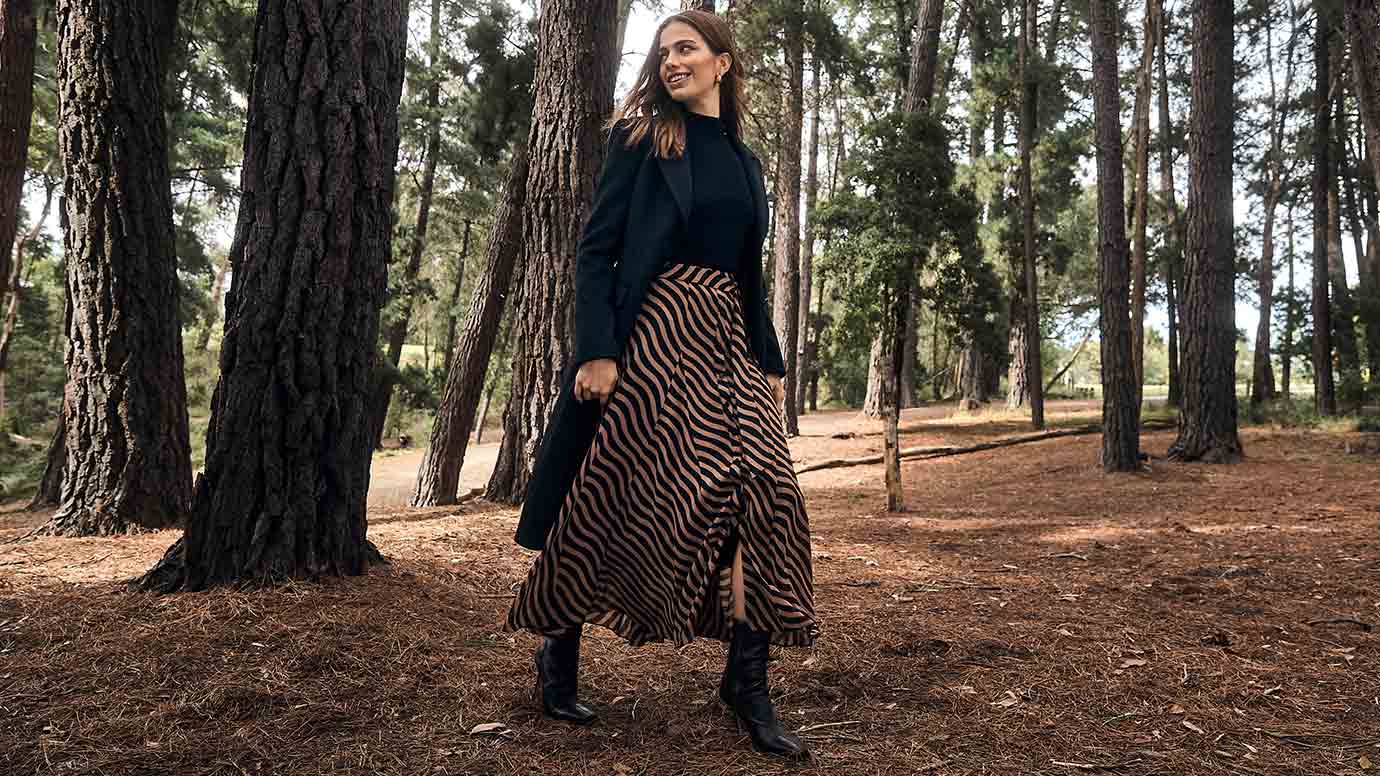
504 261 818 648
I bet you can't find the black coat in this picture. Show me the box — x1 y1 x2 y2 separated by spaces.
513 118 785 551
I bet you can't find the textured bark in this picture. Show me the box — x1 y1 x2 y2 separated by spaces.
27 414 64 509
139 0 407 590
369 0 445 447
1311 10 1336 415
1088 0 1138 472
45 0 192 536
1327 72 1361 404
0 0 37 303
1170 0 1241 464
1128 0 1159 412
796 60 821 415
413 147 528 507
1018 0 1042 428
485 0 618 503
441 218 473 379
1158 3 1183 408
1006 294 1029 410
904 0 944 115
772 7 804 436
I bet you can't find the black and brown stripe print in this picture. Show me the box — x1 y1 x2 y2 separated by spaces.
505 262 818 648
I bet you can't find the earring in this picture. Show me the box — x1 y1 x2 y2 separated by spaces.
715 71 723 85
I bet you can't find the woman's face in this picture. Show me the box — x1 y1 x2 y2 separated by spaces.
657 21 728 106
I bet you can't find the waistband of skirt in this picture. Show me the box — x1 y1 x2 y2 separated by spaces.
657 261 739 293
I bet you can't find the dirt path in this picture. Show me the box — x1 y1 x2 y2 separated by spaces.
363 399 1107 507
4 405 1375 775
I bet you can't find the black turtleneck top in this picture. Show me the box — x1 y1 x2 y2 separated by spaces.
674 109 754 274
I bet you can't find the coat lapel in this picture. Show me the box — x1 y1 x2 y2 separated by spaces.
656 152 692 231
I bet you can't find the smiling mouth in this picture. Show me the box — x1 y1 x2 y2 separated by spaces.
666 72 690 88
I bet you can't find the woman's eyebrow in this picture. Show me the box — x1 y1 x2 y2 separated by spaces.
657 38 696 54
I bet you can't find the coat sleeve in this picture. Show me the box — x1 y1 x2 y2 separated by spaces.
757 287 787 377
572 121 641 370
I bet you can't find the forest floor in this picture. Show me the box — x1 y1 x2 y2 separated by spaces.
1 402 1378 776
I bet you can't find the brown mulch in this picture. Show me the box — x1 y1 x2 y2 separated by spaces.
1 412 1378 775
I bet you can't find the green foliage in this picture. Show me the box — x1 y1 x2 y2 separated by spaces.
816 110 998 355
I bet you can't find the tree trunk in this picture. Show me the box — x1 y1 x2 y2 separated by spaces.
1282 206 1296 398
485 0 619 504
958 0 988 410
369 0 445 448
1328 71 1362 406
1251 12 1298 405
1158 2 1183 408
412 147 528 506
1088 0 1138 472
1128 0 1159 414
441 218 473 379
1018 0 1042 429
1345 0 1380 190
27 414 64 509
138 0 407 591
796 58 820 416
0 0 37 304
772 5 804 436
45 0 192 536
1311 8 1336 416
1170 0 1241 463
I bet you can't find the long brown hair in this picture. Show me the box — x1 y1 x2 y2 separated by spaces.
606 10 751 160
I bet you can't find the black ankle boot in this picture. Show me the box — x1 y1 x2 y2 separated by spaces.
726 621 809 760
534 626 596 724
717 628 741 706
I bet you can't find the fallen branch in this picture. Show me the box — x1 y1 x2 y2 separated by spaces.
1304 617 1373 631
1044 326 1095 394
797 426 1099 474
797 420 1176 475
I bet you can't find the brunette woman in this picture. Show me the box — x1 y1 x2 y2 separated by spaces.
505 10 817 760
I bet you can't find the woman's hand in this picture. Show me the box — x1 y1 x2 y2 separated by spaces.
574 358 619 406
767 374 785 409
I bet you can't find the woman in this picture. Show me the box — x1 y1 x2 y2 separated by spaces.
504 10 817 760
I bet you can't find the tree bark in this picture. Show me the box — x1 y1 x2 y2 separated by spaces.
1328 66 1361 405
773 4 804 436
1018 0 1042 429
796 58 821 415
0 0 37 304
1170 0 1241 463
958 0 988 410
412 147 528 506
369 0 445 447
45 0 192 536
1128 0 1159 414
1088 0 1138 472
484 0 619 504
1282 206 1296 398
1158 3 1183 408
139 0 407 590
441 218 473 379
1311 8 1336 415
1344 0 1380 190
